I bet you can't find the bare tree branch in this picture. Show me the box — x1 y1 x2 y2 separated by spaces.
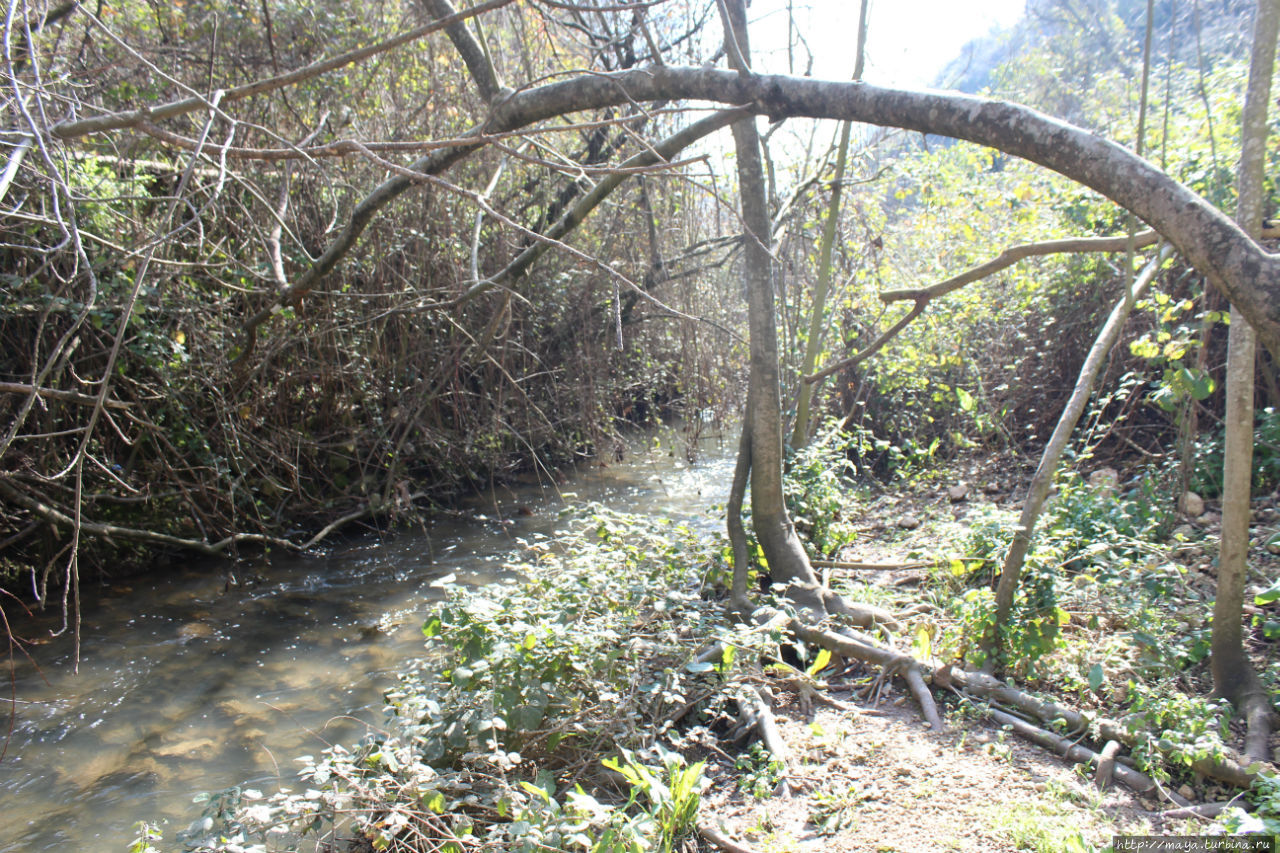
49 0 517 140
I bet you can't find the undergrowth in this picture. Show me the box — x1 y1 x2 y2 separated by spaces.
147 507 785 853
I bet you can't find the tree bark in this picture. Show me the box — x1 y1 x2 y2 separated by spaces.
720 0 827 617
1212 0 1277 764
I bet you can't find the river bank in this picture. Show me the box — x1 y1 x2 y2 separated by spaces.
1 426 733 852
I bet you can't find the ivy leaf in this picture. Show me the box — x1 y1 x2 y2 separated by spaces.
1088 662 1104 693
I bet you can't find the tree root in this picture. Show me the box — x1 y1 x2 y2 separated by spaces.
946 667 1269 790
1239 690 1274 765
1094 740 1123 790
698 822 758 853
986 707 1187 805
1146 801 1237 821
733 686 792 797
789 621 945 731
822 589 902 633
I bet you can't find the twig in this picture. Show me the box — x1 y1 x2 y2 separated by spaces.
50 0 517 139
0 382 132 409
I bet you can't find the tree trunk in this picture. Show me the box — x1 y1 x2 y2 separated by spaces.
721 0 827 617
1212 0 1277 764
790 0 868 450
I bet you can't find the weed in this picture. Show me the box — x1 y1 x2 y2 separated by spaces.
994 801 1100 853
735 742 784 800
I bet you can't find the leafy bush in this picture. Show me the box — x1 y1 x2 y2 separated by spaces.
162 507 769 852
1193 406 1280 498
784 421 860 558
941 469 1174 674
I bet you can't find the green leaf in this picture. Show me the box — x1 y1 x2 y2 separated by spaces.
956 387 976 412
519 781 551 803
1088 662 1104 693
912 624 933 662
1255 578 1280 605
421 790 446 814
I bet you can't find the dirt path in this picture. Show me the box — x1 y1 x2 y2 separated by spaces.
700 689 1164 852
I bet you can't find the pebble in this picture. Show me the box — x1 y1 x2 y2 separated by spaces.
1196 512 1221 526
1178 784 1195 800
947 483 970 502
896 514 921 530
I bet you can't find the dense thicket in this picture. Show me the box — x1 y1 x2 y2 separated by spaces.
0 0 740 590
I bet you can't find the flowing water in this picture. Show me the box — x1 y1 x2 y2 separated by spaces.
0 426 733 852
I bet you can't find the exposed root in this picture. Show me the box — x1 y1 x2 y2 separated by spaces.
986 707 1186 804
698 821 759 853
822 589 902 633
1146 802 1238 821
946 667 1269 789
1094 739 1122 790
734 686 792 797
790 621 945 731
1240 690 1275 765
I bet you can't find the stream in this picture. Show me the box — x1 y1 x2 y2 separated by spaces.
0 426 733 852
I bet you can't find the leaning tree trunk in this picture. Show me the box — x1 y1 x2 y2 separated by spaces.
789 0 868 450
721 0 827 617
989 248 1170 662
1212 0 1277 764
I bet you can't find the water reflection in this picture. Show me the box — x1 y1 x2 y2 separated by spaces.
0 427 732 852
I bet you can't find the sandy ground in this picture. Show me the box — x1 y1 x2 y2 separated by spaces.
698 686 1169 853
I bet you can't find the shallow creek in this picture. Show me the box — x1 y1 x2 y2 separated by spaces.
1 427 733 852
